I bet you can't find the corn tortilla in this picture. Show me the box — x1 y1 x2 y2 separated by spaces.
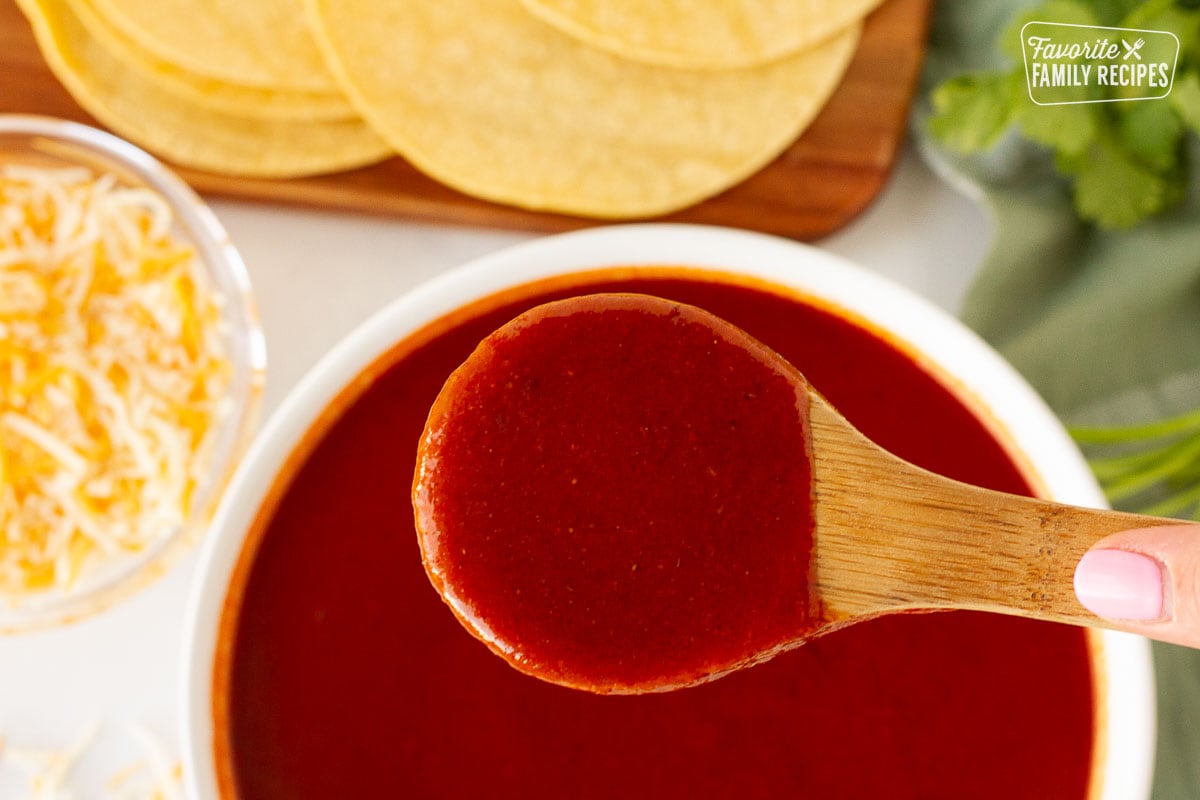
86 0 337 92
307 0 860 218
522 0 883 69
66 0 356 121
19 0 391 178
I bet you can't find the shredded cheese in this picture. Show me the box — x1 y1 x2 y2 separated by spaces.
0 722 184 800
0 164 231 598
1 721 98 800
106 724 184 800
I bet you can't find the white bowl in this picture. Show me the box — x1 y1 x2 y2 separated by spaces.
180 224 1154 800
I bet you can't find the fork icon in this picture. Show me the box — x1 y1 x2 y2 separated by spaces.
1123 38 1145 60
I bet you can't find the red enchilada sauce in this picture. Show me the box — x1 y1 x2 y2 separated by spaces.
220 274 1095 800
414 294 819 692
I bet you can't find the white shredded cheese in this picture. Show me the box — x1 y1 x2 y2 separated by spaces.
1 720 98 800
0 722 184 800
107 724 184 800
0 164 231 597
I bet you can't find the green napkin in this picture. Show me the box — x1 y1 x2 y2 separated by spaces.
916 2 1200 797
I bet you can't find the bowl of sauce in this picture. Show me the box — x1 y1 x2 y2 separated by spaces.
181 224 1155 799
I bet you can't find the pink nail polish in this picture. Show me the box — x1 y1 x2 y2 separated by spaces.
1074 549 1164 621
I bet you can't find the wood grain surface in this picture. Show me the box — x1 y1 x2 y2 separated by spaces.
808 391 1171 629
0 0 930 239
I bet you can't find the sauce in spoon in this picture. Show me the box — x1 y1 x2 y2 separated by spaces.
414 293 821 693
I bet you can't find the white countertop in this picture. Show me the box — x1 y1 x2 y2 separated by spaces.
0 147 991 796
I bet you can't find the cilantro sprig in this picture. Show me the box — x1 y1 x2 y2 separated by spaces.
1071 407 1200 516
928 0 1200 228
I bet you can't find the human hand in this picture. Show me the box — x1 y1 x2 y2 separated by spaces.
1075 525 1200 647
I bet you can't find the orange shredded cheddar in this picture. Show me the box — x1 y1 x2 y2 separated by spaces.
0 164 230 597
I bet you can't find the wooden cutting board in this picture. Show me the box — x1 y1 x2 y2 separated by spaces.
0 0 930 240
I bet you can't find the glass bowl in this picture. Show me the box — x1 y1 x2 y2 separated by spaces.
0 114 266 633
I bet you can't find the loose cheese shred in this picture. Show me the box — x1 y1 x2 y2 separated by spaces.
107 724 184 800
0 721 184 800
0 720 98 800
0 164 231 598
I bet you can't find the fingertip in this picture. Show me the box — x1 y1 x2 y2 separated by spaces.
1074 524 1200 647
1073 548 1164 622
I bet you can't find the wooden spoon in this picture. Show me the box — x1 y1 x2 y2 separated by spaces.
807 387 1169 631
414 293 1171 694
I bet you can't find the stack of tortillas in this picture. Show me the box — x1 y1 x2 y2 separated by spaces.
18 0 882 217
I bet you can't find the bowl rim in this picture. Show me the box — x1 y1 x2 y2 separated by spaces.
0 114 267 632
179 222 1154 800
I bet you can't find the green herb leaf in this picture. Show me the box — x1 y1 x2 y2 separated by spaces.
928 72 1022 153
1171 71 1200 133
1015 98 1099 156
1118 97 1185 169
1072 131 1179 226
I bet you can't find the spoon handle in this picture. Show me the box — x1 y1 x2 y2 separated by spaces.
809 396 1174 628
